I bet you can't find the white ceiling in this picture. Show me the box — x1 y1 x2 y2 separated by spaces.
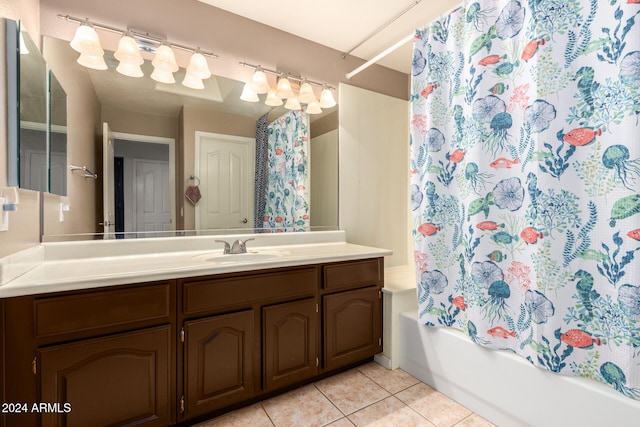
197 0 463 74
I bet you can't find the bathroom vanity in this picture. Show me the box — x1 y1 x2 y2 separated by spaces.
0 231 389 426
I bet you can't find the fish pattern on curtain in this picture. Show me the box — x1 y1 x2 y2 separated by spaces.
263 110 310 231
410 0 640 398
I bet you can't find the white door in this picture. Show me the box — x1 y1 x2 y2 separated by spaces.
133 159 171 235
103 122 115 238
195 132 255 230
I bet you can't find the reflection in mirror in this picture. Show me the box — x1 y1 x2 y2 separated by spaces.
42 35 338 239
18 22 48 192
49 72 68 196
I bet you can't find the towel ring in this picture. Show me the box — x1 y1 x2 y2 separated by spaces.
188 175 201 186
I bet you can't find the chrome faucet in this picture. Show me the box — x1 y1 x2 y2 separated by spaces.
230 238 255 254
215 238 255 254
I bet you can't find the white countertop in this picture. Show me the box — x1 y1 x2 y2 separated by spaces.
0 231 392 298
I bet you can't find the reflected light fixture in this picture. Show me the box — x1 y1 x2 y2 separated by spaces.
305 100 322 114
265 89 283 106
114 33 143 77
58 14 218 88
284 96 301 110
319 85 337 108
239 62 336 110
77 52 108 70
240 82 259 102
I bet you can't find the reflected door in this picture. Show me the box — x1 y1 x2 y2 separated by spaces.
195 133 255 230
103 122 115 237
134 159 171 234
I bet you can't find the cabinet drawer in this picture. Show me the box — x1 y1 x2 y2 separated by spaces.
323 258 382 291
33 281 173 340
182 267 317 316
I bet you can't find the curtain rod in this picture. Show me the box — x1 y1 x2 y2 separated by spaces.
345 32 413 79
341 0 422 59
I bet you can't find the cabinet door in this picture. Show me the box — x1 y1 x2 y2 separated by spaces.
184 310 254 419
38 325 172 427
263 298 317 391
324 287 382 371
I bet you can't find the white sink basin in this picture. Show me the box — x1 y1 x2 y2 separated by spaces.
193 250 289 264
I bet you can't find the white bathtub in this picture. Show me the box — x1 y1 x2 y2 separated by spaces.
399 310 640 427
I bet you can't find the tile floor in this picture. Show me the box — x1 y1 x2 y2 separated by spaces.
195 361 496 427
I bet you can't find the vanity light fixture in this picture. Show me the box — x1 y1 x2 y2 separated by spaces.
319 85 337 108
239 62 337 113
58 14 218 89
240 82 259 102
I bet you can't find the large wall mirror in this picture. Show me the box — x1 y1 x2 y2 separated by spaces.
42 34 338 238
6 19 68 195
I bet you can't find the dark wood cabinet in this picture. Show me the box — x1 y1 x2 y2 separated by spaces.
263 298 318 391
38 326 172 427
323 287 382 371
2 258 383 427
183 310 255 418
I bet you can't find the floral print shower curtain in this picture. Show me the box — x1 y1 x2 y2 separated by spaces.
263 110 310 231
410 0 640 398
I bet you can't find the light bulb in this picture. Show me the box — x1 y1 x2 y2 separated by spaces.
114 34 143 66
151 67 175 84
251 67 271 94
116 61 143 77
305 100 323 114
298 81 316 104
152 44 178 72
265 90 283 106
187 52 211 79
240 82 259 102
77 52 107 70
319 86 337 108
182 72 205 89
276 75 295 99
284 96 301 110
70 23 103 56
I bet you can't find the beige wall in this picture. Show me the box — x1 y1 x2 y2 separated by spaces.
181 105 256 230
310 129 338 227
339 83 410 268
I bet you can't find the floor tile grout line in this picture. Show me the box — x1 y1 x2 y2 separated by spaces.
259 401 277 427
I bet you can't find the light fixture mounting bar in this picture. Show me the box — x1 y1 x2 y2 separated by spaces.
238 62 335 90
57 14 219 58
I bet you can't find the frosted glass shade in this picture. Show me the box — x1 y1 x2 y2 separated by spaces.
284 96 301 110
182 72 205 89
114 35 143 65
265 90 283 106
240 82 259 102
77 52 107 70
298 81 316 104
319 86 337 108
151 68 175 84
275 76 295 99
305 100 322 114
116 61 143 77
251 68 271 94
152 44 179 72
70 24 103 56
187 52 211 79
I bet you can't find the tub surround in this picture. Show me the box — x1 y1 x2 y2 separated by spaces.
0 230 391 297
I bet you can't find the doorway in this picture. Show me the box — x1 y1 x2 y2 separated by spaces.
111 132 176 237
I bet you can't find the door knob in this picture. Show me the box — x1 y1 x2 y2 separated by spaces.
240 218 248 224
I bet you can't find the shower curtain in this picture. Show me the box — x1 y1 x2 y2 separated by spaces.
410 0 640 399
254 113 269 230
263 110 310 231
